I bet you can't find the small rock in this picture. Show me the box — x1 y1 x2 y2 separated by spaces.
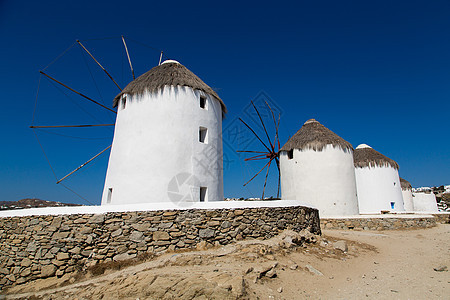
290 264 298 270
21 258 32 267
277 287 283 293
111 228 122 237
433 266 448 272
56 253 70 260
69 247 81 254
245 267 253 274
306 264 323 276
196 241 208 251
199 228 215 239
265 269 277 278
89 214 105 224
113 253 136 261
41 265 56 278
85 235 93 244
153 231 170 241
333 240 348 252
129 231 145 242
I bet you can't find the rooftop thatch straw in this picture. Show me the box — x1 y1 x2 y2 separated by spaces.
113 61 226 114
353 144 399 170
280 119 354 152
400 178 412 190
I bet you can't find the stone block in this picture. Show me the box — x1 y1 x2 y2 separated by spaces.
21 258 32 267
57 253 70 260
153 231 170 241
129 231 145 242
40 265 56 278
199 228 215 239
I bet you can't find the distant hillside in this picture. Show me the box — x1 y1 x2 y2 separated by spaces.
0 198 81 211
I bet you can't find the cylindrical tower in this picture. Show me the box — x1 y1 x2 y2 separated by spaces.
354 144 405 214
400 178 414 211
101 60 226 205
412 192 439 212
279 119 359 217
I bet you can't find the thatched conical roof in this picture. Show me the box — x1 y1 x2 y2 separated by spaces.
280 119 354 152
113 60 226 114
353 144 399 169
400 178 412 190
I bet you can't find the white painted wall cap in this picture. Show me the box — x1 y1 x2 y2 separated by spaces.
161 59 181 65
356 144 372 149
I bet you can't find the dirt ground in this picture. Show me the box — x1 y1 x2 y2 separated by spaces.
4 224 449 300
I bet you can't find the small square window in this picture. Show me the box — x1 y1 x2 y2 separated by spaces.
107 188 113 203
200 96 207 109
200 187 207 202
287 149 293 160
199 127 208 143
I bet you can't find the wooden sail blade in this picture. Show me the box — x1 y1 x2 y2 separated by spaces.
277 170 280 198
261 158 273 200
250 101 274 152
77 40 122 91
244 157 269 161
121 36 135 80
40 71 117 114
237 150 268 154
243 160 271 186
264 100 281 150
238 118 271 152
30 124 114 129
56 145 112 184
276 113 281 150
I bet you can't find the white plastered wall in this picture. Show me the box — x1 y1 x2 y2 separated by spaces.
355 166 405 214
280 145 359 217
402 189 414 212
101 86 223 205
412 193 438 212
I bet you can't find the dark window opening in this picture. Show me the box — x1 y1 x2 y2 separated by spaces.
199 127 207 143
287 149 294 160
107 188 113 203
200 187 207 202
122 97 127 109
200 96 207 109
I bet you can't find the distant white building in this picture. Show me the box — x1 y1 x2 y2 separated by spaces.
354 144 405 214
279 119 359 217
101 60 226 205
400 178 414 212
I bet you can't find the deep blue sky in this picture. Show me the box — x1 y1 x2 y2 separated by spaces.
1 0 449 204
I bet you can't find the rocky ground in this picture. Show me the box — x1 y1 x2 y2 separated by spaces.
3 225 449 299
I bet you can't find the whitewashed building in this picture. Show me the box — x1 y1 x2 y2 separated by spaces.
412 192 439 212
400 178 414 211
279 119 359 217
101 60 226 205
354 144 405 214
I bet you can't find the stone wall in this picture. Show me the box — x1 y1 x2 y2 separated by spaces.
432 213 450 224
0 206 319 291
320 216 436 230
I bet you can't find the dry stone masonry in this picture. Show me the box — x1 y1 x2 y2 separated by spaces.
321 216 436 230
0 206 319 291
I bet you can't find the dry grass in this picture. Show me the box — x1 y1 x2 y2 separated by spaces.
280 119 353 152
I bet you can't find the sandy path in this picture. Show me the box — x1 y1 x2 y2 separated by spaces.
4 225 449 299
